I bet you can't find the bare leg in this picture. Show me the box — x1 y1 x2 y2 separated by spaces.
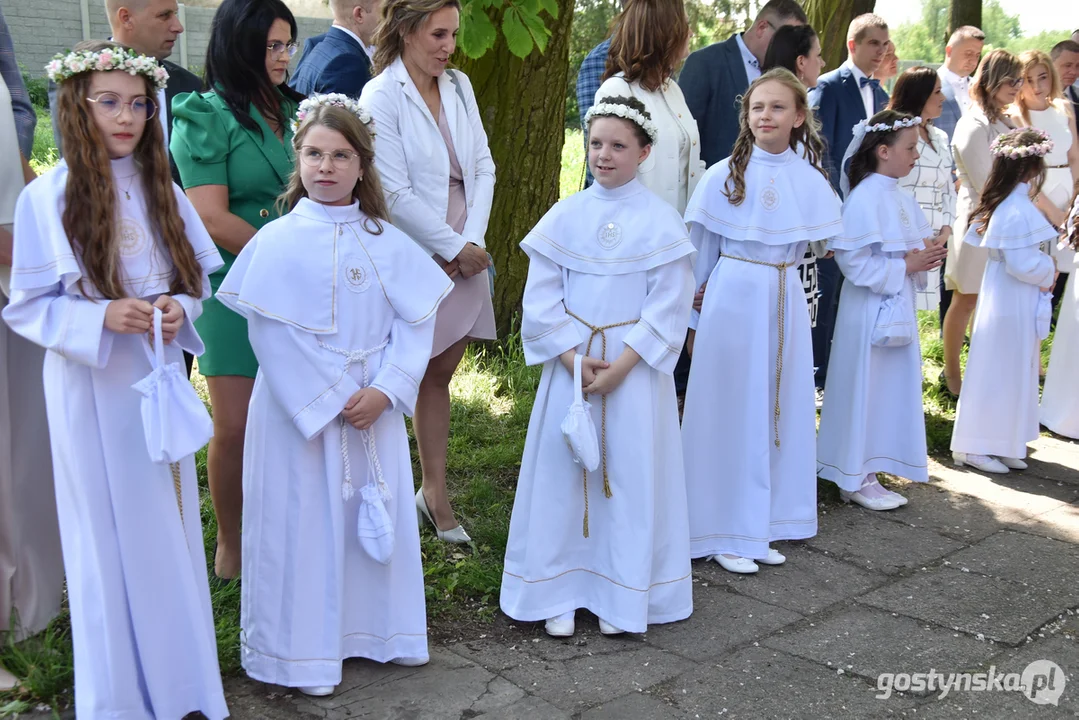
942 291 977 394
413 337 470 531
205 375 254 580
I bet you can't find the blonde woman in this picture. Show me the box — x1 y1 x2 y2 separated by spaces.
361 0 495 544
942 50 1021 395
594 0 702 214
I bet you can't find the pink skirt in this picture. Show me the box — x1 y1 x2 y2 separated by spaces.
431 268 497 358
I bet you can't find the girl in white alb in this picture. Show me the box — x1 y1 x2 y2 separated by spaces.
217 97 452 698
501 96 696 638
951 128 1059 474
1041 187 1079 438
681 69 843 575
2 44 227 719
816 110 947 511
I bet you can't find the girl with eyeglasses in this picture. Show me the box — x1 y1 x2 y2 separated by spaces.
2 40 228 718
170 0 305 580
941 49 1022 397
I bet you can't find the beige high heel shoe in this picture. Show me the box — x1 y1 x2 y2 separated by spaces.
415 489 472 544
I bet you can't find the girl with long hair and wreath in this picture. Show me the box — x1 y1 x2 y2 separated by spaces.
1 41 227 718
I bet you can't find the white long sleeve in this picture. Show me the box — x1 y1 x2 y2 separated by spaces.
3 285 114 368
520 252 584 366
835 245 907 297
623 256 694 374
1002 246 1056 287
687 223 720 330
369 312 438 417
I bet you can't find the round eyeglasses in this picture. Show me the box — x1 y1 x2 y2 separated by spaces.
87 92 158 119
299 147 360 170
267 41 299 59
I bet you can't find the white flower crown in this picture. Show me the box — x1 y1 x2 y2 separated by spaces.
584 101 660 146
45 47 169 90
292 94 374 134
857 116 923 134
990 128 1054 159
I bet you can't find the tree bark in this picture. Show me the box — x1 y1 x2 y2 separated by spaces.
454 0 575 335
948 0 981 35
803 0 877 74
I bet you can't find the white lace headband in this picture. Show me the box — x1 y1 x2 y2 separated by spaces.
292 93 374 134
859 116 923 134
584 101 660 146
990 128 1054 159
45 47 169 90
840 116 924 196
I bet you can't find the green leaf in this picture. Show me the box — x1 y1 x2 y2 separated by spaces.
459 2 498 59
521 10 551 53
501 7 535 59
537 0 559 19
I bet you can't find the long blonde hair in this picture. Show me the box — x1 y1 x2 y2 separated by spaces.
971 49 1022 124
279 104 390 234
372 0 461 75
1014 49 1066 126
723 68 828 206
56 40 203 300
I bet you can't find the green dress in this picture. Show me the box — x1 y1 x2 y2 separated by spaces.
170 90 297 378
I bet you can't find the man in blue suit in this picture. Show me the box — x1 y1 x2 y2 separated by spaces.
293 0 381 99
807 13 889 400
679 0 808 169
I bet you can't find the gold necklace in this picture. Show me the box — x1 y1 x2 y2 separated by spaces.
119 174 137 201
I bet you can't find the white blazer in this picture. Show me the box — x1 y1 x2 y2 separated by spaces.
594 74 704 213
361 57 496 261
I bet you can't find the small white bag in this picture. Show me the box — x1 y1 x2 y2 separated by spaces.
1036 290 1053 341
871 292 916 348
131 307 214 464
561 354 600 473
357 481 395 565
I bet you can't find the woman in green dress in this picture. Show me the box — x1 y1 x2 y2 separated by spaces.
170 0 304 580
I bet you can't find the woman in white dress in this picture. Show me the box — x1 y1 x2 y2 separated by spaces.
1043 192 1079 437
889 67 958 314
594 0 703 214
942 50 1021 395
362 0 496 543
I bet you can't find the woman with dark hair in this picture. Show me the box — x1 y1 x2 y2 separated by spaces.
170 0 305 579
762 23 826 89
889 66 957 316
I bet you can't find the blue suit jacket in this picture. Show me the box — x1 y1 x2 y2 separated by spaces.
679 34 749 168
937 76 962 142
292 26 371 99
809 65 889 195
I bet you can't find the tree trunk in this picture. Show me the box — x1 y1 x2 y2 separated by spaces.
948 0 981 34
454 0 575 335
803 0 877 74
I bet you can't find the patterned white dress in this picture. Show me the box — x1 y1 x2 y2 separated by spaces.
899 124 957 311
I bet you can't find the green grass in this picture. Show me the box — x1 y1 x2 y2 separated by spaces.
560 129 585 200
30 108 58 175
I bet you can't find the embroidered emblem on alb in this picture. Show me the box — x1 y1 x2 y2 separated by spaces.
342 254 372 293
760 186 781 212
119 218 147 256
898 204 911 228
597 222 622 249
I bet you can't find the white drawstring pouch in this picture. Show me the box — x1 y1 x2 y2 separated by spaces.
1036 290 1053 341
561 354 600 473
871 293 916 347
353 427 394 565
131 307 214 464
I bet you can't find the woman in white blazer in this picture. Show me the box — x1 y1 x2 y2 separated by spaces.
362 0 496 544
594 0 703 214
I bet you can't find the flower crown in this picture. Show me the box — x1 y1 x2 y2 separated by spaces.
990 128 1054 159
292 94 374 134
857 116 923 134
45 48 169 90
584 101 660 146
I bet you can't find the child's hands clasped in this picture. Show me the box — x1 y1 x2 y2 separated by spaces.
104 298 154 334
1042 270 1060 294
152 295 185 344
905 241 947 274
343 387 390 430
559 350 609 385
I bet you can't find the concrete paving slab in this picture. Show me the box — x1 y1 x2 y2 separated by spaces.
579 691 689 719
872 479 1033 542
1012 503 1079 545
472 694 571 719
944 530 1079 604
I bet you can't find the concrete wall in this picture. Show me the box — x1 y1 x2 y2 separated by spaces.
6 0 331 78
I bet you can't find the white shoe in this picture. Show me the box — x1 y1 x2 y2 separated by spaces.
0 663 17 692
885 490 909 507
415 489 472 544
815 388 825 410
998 457 1027 470
757 547 786 566
840 489 902 511
599 618 624 635
711 554 759 574
390 656 429 667
952 452 1009 474
299 685 336 697
545 611 575 637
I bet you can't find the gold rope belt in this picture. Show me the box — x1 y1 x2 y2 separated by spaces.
720 254 795 448
564 308 638 538
170 462 183 523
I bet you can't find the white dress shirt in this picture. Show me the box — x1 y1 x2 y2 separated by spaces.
939 65 973 115
735 33 761 83
844 60 876 119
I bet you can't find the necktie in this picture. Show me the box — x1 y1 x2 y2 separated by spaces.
859 76 881 91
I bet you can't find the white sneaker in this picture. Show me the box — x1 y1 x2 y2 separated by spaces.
390 656 429 667
998 457 1028 470
711 554 759 574
545 611 575 637
952 452 1009 474
757 547 786 565
299 685 336 697
840 489 902 511
599 618 624 635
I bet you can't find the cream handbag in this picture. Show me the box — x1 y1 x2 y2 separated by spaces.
561 354 600 472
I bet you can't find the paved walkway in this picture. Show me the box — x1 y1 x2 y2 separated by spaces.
224 435 1079 719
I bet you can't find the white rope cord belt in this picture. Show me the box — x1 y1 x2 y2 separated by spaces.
721 254 795 448
318 339 390 501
